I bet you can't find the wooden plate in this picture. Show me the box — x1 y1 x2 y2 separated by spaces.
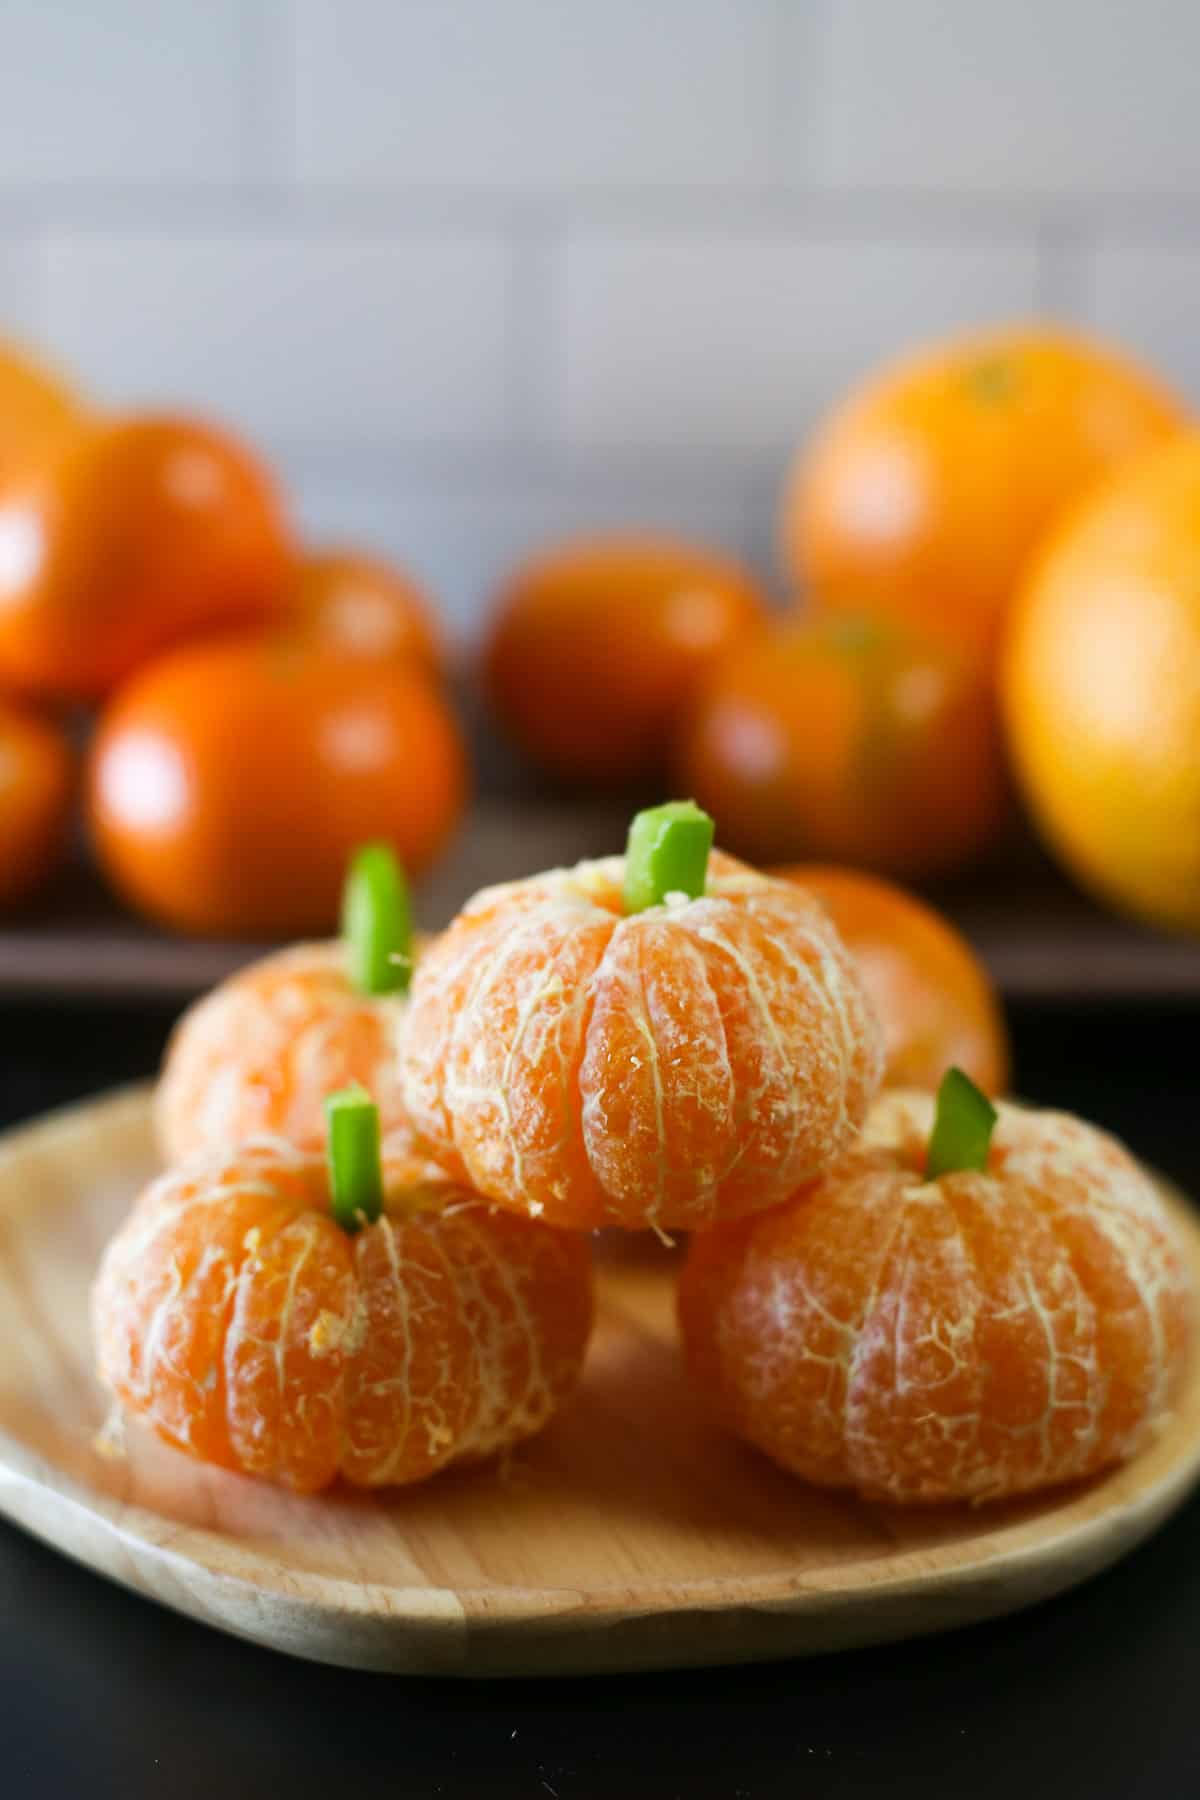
2 1087 1199 1677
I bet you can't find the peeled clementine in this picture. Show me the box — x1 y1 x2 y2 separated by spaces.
94 1136 593 1492
1006 432 1200 933
785 325 1185 663
485 535 766 787
401 849 882 1233
680 1089 1194 1504
156 940 420 1162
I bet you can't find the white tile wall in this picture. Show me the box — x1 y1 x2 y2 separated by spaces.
0 0 247 187
0 250 37 339
0 0 1196 637
558 233 1041 455
291 0 780 191
41 235 516 454
1081 242 1200 403
814 0 1200 195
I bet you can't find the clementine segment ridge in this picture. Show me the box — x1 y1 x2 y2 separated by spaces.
680 1090 1194 1504
401 850 883 1233
156 939 416 1163
93 1137 594 1493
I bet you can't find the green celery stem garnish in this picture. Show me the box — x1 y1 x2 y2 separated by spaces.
342 841 413 996
926 1066 998 1181
623 800 715 914
325 1085 385 1233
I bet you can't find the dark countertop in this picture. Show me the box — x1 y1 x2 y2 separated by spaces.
2 996 1199 1800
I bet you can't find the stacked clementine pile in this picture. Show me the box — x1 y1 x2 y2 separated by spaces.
93 808 1194 1505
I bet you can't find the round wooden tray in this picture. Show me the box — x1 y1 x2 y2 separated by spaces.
1 1086 1198 1676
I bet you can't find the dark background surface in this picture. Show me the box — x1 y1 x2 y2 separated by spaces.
2 997 1199 1800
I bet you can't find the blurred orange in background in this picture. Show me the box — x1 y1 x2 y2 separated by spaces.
0 339 86 487
286 547 443 674
485 535 765 787
677 614 1005 878
0 697 73 909
1006 432 1200 934
0 414 291 702
778 864 1009 1095
88 633 467 937
783 325 1185 666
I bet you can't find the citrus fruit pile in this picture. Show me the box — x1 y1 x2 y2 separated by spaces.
479 322 1200 937
94 810 1193 1504
0 338 466 935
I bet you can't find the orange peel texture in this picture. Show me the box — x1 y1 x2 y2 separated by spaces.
93 1137 593 1493
679 1091 1195 1504
400 851 883 1233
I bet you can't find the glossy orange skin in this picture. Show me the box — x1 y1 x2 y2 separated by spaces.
287 547 443 674
785 326 1185 663
0 414 292 701
157 939 427 1162
93 1137 594 1493
676 615 1006 878
1006 433 1200 933
680 1090 1194 1504
485 535 766 787
0 697 73 907
88 635 468 937
778 865 1009 1095
0 339 86 486
401 851 882 1233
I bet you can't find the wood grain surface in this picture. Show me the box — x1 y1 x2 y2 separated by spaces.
1 1086 1199 1676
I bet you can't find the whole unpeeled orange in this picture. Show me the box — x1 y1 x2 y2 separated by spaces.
784 326 1185 663
778 865 1009 1094
485 535 766 788
0 338 85 484
676 614 1006 879
1006 432 1200 932
0 414 291 702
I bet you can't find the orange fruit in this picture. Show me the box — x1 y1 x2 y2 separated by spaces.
286 547 443 674
679 1089 1194 1504
401 850 882 1233
93 1136 594 1493
0 696 73 908
485 535 766 787
0 414 292 701
1005 433 1200 933
0 338 86 483
156 938 430 1163
675 615 1005 878
784 325 1185 663
777 865 1009 1094
88 635 467 938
